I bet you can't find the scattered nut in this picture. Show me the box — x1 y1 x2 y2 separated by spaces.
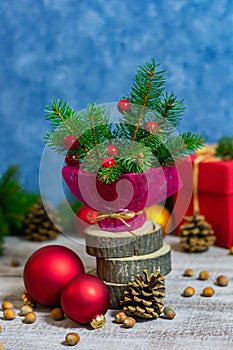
163 306 176 319
21 290 36 307
0 325 2 333
51 307 64 321
65 332 80 346
0 342 3 350
183 269 194 277
20 305 33 316
182 286 195 297
202 287 215 297
23 311 36 324
115 311 127 323
216 275 229 287
229 246 233 255
2 301 14 311
123 316 136 328
3 309 17 320
11 258 20 267
198 270 209 280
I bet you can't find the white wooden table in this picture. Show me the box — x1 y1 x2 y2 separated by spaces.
0 234 233 350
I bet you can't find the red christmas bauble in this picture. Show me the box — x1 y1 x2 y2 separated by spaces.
77 206 98 224
117 99 131 113
107 144 119 156
101 157 116 168
145 121 159 133
61 273 110 325
23 245 85 306
63 135 79 150
65 153 79 166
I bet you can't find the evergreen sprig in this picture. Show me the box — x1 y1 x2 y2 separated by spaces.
0 165 39 253
215 136 233 160
44 58 204 183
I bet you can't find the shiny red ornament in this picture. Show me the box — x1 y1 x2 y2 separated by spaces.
23 245 85 307
63 135 79 150
101 157 116 168
145 121 159 133
117 99 131 113
65 153 79 166
76 206 98 224
61 273 110 325
107 144 119 156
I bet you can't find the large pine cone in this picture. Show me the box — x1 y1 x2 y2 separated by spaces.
179 213 216 252
24 201 62 241
120 269 165 319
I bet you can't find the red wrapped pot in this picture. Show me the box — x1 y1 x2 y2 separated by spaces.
62 165 181 232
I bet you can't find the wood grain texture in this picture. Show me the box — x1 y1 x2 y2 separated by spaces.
96 243 171 283
85 220 163 258
0 235 233 350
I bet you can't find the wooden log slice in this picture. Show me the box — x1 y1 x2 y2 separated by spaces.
97 243 171 284
85 220 163 258
104 282 128 309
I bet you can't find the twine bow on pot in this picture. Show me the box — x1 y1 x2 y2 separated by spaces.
88 210 144 228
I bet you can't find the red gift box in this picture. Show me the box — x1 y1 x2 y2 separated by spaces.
173 156 233 249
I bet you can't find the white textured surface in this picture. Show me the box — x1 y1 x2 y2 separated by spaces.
0 235 233 350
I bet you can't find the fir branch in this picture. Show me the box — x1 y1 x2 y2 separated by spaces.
88 105 102 162
215 136 233 160
45 98 74 134
44 58 205 184
131 70 154 142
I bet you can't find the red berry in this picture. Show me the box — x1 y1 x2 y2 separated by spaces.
101 157 116 168
145 121 159 133
107 144 119 156
117 99 131 113
77 206 98 224
65 153 79 166
63 135 78 150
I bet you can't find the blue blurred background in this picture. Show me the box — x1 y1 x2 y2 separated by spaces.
0 0 233 193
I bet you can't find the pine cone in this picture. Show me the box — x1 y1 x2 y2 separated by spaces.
179 213 216 252
24 201 62 241
120 269 165 319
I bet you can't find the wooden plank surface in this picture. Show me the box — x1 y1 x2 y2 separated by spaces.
0 235 233 350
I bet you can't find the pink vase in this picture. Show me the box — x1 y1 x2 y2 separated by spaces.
62 165 181 232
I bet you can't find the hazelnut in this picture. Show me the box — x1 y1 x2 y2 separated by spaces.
229 246 233 255
3 309 17 320
20 305 33 316
11 259 20 267
163 306 176 319
202 287 215 297
51 307 64 321
23 311 36 324
183 269 194 277
115 311 127 323
0 325 2 333
123 317 136 328
216 275 228 287
198 270 209 280
65 332 80 346
182 286 195 297
2 301 13 311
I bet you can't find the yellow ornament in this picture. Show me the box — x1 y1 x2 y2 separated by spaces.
144 205 171 236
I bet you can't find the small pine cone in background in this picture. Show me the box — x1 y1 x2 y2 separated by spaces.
179 213 216 253
23 201 62 241
120 269 165 319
